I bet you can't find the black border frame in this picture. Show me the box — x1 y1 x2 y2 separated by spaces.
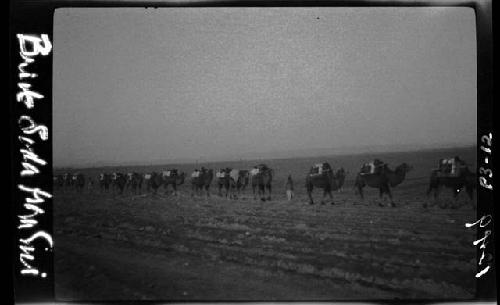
9 0 495 303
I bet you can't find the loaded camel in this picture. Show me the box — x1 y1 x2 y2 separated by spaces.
250 164 273 201
354 162 412 207
305 163 346 205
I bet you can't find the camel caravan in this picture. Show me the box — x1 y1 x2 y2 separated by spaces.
53 154 476 208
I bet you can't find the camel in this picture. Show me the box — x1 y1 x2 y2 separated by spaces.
162 171 185 196
73 173 86 193
99 173 112 193
354 163 412 207
112 172 127 195
143 173 152 193
306 166 346 205
229 169 250 199
63 173 73 188
128 172 144 194
250 164 273 201
54 174 64 189
425 166 476 209
216 168 232 198
148 172 164 195
191 168 214 197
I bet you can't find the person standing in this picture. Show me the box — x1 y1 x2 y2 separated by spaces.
285 174 294 201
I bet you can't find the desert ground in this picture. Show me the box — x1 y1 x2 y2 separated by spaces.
54 146 478 301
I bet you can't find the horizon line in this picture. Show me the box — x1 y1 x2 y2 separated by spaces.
53 142 477 170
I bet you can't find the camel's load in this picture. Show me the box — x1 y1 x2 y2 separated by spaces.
229 169 240 182
360 159 385 175
310 162 332 176
250 167 260 176
436 157 467 177
251 164 269 176
216 170 227 178
144 173 151 180
191 170 201 178
163 169 178 177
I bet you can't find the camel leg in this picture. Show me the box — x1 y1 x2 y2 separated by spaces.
321 188 328 205
424 185 435 208
466 186 475 210
386 187 395 207
435 187 448 209
357 184 365 201
252 185 257 200
328 190 334 205
426 184 434 197
451 188 460 209
433 186 440 200
267 184 272 201
234 185 238 199
306 184 314 205
260 185 265 202
431 185 444 208
378 188 385 207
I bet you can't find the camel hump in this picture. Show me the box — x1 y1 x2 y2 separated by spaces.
259 163 270 170
310 162 332 175
166 169 178 176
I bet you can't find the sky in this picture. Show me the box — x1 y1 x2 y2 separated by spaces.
53 7 477 167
